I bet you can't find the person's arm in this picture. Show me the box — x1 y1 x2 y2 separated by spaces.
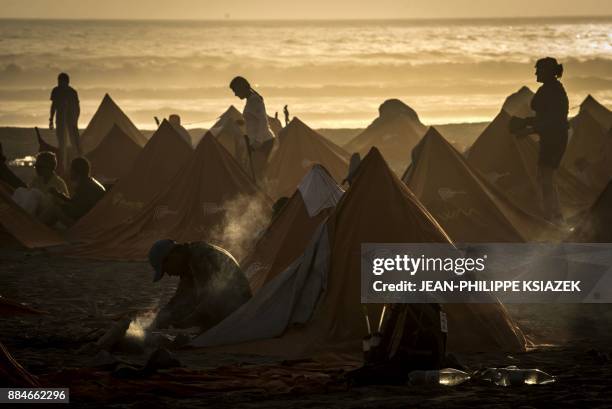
49 89 56 130
74 89 80 121
49 187 70 202
49 102 56 130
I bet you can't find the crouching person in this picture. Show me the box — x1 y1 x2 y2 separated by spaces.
148 239 252 331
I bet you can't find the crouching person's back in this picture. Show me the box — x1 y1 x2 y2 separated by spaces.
149 239 252 331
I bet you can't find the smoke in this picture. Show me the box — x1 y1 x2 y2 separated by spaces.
211 194 272 262
124 310 157 344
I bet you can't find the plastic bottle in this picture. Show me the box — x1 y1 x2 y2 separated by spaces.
478 366 556 386
408 368 471 386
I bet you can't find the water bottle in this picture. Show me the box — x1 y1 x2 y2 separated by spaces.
477 366 556 386
408 368 471 386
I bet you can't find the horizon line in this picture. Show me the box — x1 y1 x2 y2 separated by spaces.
0 14 611 22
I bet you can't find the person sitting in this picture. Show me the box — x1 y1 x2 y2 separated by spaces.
148 239 252 330
0 142 26 190
30 151 69 196
48 157 105 226
168 114 192 147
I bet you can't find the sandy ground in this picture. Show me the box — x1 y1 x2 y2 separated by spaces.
2 248 612 408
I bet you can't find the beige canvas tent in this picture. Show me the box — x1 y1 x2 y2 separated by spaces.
212 105 283 137
580 94 612 131
570 180 612 243
501 86 535 117
69 120 193 242
563 110 612 192
344 99 428 173
467 109 595 219
80 94 147 153
191 147 526 357
86 124 143 184
210 110 250 176
404 127 555 242
0 189 65 248
243 164 344 293
264 117 350 199
70 131 270 260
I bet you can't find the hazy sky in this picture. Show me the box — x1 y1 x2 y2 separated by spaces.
1 0 610 20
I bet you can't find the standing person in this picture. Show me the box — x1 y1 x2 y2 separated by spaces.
49 73 82 169
229 76 275 181
510 57 569 224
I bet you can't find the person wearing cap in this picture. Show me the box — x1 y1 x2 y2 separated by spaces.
509 57 569 224
148 240 252 330
229 76 276 181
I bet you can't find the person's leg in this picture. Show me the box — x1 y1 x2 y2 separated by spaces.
251 139 275 182
538 164 558 222
55 119 67 171
68 121 82 156
550 169 563 223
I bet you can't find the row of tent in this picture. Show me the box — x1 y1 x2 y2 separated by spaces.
0 89 610 359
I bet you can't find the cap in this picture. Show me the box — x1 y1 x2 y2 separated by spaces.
148 239 176 282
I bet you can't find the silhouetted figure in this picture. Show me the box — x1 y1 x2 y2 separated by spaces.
229 76 275 181
148 239 252 330
49 73 81 168
343 152 361 187
0 142 25 190
30 151 69 199
168 114 192 147
283 105 290 126
510 57 569 223
48 157 105 226
14 151 68 222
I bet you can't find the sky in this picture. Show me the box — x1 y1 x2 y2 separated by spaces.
0 0 611 20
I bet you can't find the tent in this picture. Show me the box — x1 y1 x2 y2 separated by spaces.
70 131 270 260
69 120 193 242
563 110 612 192
210 112 250 176
80 94 147 153
571 180 612 243
579 95 612 131
344 99 428 173
264 117 350 200
0 342 40 387
211 105 283 137
466 109 595 219
404 127 555 242
0 189 65 249
243 164 344 293
211 105 244 131
86 124 143 184
501 86 535 117
191 147 526 356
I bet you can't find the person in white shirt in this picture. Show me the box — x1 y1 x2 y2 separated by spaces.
229 76 275 181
